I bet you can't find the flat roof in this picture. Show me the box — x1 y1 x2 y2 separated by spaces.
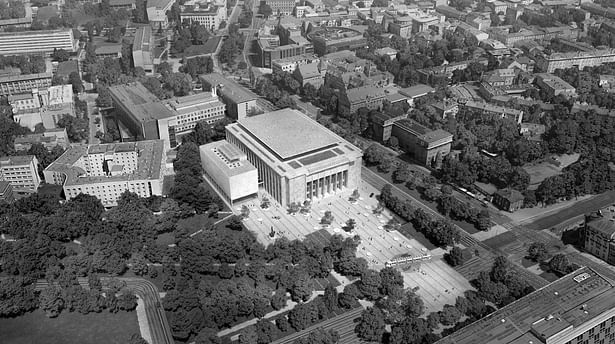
200 140 256 177
109 82 176 122
436 267 615 344
394 119 452 144
44 140 164 186
398 84 435 98
0 155 35 166
237 108 340 160
200 73 259 104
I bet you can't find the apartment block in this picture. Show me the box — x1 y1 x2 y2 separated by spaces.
43 140 165 207
0 155 40 193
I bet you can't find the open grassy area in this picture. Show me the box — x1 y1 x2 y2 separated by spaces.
0 309 140 344
482 231 517 250
523 153 580 188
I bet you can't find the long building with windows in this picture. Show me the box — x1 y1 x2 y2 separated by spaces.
43 140 165 207
536 49 615 73
221 108 362 207
109 82 226 149
0 72 52 96
436 266 615 344
0 29 77 56
0 155 40 194
133 26 155 75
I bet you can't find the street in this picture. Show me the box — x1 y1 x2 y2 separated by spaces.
79 92 100 144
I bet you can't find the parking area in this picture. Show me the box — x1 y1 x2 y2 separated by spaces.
239 180 431 269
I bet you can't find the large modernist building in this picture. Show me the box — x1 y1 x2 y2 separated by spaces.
199 140 258 206
0 29 77 56
200 73 259 121
214 109 362 207
109 82 226 149
436 267 615 344
43 140 165 207
0 155 40 194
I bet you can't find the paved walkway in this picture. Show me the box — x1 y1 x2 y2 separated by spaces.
217 273 352 339
240 181 429 270
135 296 153 344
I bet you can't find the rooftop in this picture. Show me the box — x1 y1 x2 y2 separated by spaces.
296 63 321 79
0 155 35 166
394 119 453 144
44 140 164 186
436 267 615 344
495 188 524 202
346 85 386 103
199 140 256 177
200 73 259 104
108 82 177 122
398 84 435 98
237 108 340 160
586 206 615 238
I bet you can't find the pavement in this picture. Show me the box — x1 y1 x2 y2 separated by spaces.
79 92 99 144
240 181 430 270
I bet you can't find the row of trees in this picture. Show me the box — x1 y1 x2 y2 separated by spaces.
380 185 462 246
0 55 46 75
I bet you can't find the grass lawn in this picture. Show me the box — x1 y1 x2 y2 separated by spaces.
483 231 517 250
0 309 140 344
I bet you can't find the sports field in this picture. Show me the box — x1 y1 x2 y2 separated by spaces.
0 309 140 344
523 153 579 188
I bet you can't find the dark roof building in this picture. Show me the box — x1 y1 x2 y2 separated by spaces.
492 188 524 212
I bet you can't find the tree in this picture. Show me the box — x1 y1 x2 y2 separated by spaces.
118 292 138 311
403 290 424 318
379 267 403 296
52 48 71 62
359 270 382 300
259 3 273 17
439 304 462 326
549 254 571 275
393 164 413 183
444 246 467 267
39 286 64 318
68 72 84 93
320 210 334 225
490 256 511 283
239 327 258 344
527 242 549 262
344 218 356 232
57 114 88 142
128 334 149 344
355 307 385 342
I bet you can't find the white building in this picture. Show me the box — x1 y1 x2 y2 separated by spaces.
180 0 227 30
147 0 175 30
44 140 166 207
200 141 258 206
0 155 40 194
